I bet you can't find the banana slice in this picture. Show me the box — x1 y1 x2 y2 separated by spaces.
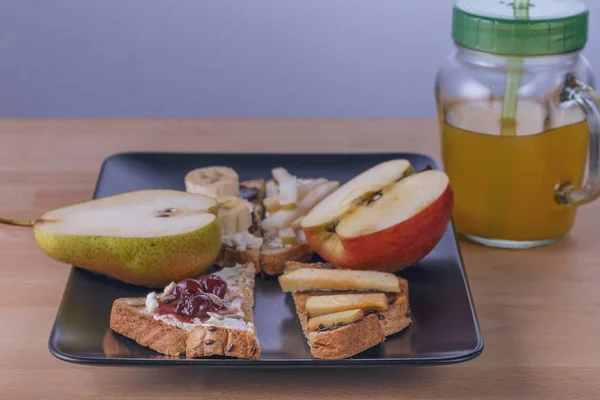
218 196 253 234
185 167 239 199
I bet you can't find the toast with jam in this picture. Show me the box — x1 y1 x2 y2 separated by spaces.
109 263 260 359
278 261 411 359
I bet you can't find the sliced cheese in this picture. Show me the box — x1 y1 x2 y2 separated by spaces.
308 309 364 331
306 293 388 317
278 268 400 293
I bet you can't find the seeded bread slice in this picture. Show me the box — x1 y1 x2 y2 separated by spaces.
186 325 260 359
308 314 384 360
109 297 188 356
109 263 260 359
283 261 412 359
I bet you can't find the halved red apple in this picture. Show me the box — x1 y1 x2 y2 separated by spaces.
301 160 453 272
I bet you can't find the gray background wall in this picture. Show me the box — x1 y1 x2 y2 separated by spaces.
0 0 598 118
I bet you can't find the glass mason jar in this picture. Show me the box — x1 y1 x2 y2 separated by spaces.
436 0 600 249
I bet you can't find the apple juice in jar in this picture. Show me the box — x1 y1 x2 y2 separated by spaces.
436 0 600 248
441 100 588 241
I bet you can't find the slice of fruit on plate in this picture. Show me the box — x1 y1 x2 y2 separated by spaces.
278 227 298 246
301 159 453 272
0 189 222 287
307 308 365 332
305 293 388 317
264 178 327 213
217 195 253 235
185 166 239 199
262 180 340 231
278 267 401 293
273 167 298 211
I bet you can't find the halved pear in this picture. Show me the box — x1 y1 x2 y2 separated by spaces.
0 189 222 287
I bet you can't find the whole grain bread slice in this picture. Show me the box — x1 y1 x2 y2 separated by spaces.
282 261 412 359
110 297 188 356
109 263 260 359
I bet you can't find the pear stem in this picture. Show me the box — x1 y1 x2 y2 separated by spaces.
0 217 34 228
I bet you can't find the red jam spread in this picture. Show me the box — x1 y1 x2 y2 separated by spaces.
156 276 228 323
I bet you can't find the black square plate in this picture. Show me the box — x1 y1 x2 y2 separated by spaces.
49 152 483 366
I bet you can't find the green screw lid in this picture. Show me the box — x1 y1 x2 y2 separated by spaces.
452 0 589 55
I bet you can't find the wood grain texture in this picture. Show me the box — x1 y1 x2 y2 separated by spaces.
1 119 599 399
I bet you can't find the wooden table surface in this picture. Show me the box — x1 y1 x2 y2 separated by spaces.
1 119 599 399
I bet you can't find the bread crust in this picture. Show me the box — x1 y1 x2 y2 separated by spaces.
217 246 260 273
379 278 411 336
260 244 313 276
186 325 260 359
308 314 385 359
109 263 260 360
110 298 188 356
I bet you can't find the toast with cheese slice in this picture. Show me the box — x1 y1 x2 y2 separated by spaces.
279 261 411 359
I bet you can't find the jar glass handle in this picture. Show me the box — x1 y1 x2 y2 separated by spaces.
555 73 600 206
